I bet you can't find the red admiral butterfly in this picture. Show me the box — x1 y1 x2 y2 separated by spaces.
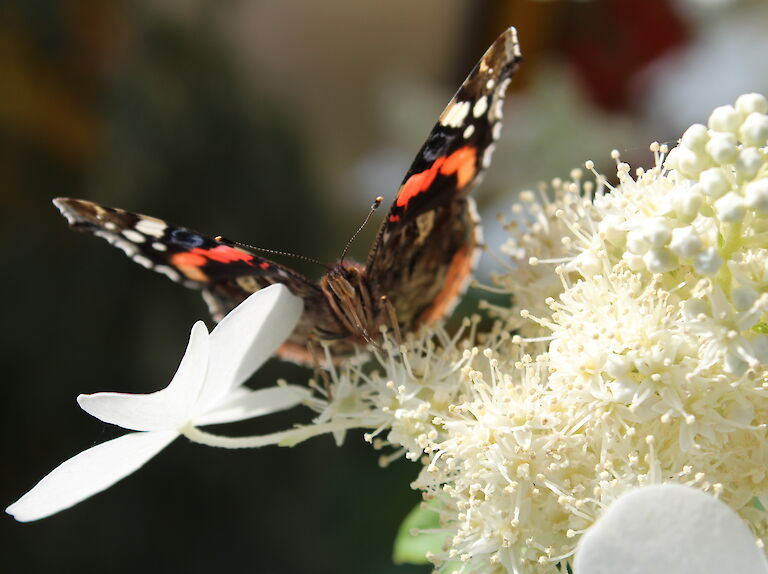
54 28 522 365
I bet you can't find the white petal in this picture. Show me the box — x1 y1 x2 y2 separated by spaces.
165 320 211 404
194 384 311 426
197 284 303 409
6 431 177 522
574 484 768 574
78 321 210 431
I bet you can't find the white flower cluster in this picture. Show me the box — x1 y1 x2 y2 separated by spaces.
312 94 768 572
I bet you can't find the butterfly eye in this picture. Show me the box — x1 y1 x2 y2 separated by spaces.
170 229 206 248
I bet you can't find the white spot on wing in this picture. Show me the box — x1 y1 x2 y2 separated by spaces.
497 78 512 97
122 229 145 243
155 265 181 282
472 96 488 118
466 196 483 242
492 122 502 141
440 100 470 128
490 78 512 121
135 218 167 238
482 143 496 168
491 99 504 121
152 242 168 252
105 222 118 231
95 230 138 257
486 78 495 90
132 255 153 269
463 124 475 139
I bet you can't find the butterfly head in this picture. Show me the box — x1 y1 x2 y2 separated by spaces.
320 262 378 345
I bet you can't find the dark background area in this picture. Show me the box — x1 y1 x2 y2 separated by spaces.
2 1 766 572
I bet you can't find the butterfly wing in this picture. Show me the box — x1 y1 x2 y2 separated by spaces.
365 27 522 329
53 198 345 360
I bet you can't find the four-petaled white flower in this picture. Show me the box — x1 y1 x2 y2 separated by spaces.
575 485 768 574
7 284 307 522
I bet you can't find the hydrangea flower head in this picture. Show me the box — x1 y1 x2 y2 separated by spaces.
308 94 768 572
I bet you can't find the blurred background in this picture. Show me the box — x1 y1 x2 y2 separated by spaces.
2 0 767 572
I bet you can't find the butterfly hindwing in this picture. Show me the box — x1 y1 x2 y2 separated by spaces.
365 27 521 329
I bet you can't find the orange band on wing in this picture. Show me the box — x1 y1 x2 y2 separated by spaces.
170 246 257 282
171 252 208 267
395 146 477 214
418 244 474 325
191 245 255 264
439 146 476 188
170 252 210 282
395 157 446 210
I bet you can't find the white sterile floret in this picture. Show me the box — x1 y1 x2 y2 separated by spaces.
575 485 768 574
7 285 306 522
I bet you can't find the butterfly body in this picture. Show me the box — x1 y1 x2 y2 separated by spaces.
54 28 522 364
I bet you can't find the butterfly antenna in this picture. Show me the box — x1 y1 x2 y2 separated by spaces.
214 236 331 270
340 196 383 262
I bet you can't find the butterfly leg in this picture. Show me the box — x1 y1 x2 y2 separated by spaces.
380 295 403 348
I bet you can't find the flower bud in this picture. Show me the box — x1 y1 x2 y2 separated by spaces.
735 93 768 115
698 168 730 200
669 226 702 258
708 104 741 133
705 133 738 165
680 123 709 151
714 192 747 223
739 113 768 147
735 147 763 181
643 247 678 273
643 218 673 247
745 179 768 213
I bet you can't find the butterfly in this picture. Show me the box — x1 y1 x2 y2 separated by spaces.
54 27 522 365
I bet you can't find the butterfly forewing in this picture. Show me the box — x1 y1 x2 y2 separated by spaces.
365 27 521 330
53 198 344 354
